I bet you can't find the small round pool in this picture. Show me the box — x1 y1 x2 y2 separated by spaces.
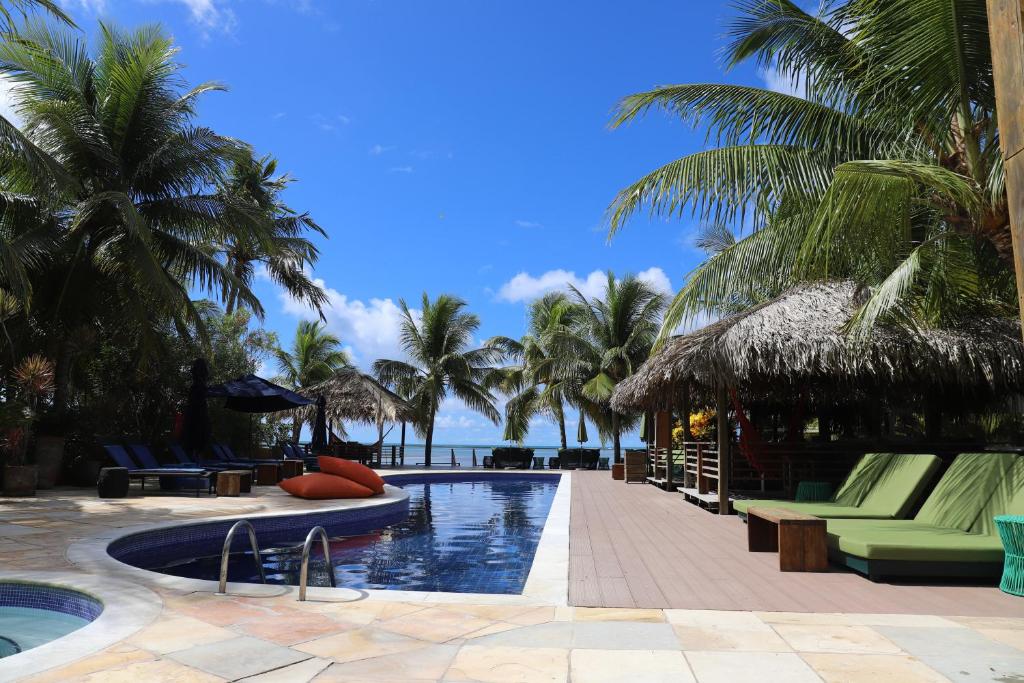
0 583 102 658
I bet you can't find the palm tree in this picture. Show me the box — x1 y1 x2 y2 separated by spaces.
548 273 665 463
276 320 350 440
607 0 1016 339
216 152 327 316
485 292 582 447
0 2 72 33
373 294 500 466
0 24 267 411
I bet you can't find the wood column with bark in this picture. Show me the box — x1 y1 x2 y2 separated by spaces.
988 0 1024 332
716 385 731 515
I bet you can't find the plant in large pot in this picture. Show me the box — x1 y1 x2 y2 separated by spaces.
2 355 56 497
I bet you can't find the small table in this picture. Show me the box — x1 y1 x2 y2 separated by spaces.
747 506 828 572
279 460 304 479
995 515 1024 597
216 470 252 497
254 463 280 486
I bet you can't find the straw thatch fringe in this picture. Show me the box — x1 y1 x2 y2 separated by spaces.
299 368 416 425
611 281 1024 412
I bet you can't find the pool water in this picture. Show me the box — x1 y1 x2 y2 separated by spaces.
0 607 90 657
159 475 560 594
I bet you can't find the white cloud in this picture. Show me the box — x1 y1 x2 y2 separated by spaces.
279 276 417 368
66 0 236 34
761 67 806 99
0 75 22 128
496 267 674 303
388 166 414 174
515 219 542 229
369 144 395 155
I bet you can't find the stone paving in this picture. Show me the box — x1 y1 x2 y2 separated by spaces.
1 487 1023 682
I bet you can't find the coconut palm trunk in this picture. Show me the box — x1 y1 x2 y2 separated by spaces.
612 411 622 464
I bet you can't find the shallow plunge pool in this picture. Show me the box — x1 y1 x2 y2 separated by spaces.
0 583 102 658
119 473 562 595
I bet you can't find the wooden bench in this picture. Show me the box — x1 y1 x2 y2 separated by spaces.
216 470 252 497
747 506 828 572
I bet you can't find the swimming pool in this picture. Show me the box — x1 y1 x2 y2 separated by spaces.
125 473 561 595
0 583 102 658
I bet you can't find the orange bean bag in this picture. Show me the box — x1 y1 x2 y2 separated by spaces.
318 456 386 494
279 473 374 500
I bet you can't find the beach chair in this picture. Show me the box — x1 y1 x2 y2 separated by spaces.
826 453 1024 579
102 444 211 497
733 453 940 520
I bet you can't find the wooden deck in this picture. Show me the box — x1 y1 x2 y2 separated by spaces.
568 470 1020 615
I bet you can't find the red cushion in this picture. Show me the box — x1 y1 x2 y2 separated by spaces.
279 473 374 500
318 456 386 494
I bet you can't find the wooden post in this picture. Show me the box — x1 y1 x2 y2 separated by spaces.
654 410 673 490
680 382 693 488
696 443 707 494
716 385 731 515
988 0 1024 332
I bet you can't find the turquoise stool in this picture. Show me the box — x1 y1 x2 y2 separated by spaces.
995 515 1024 597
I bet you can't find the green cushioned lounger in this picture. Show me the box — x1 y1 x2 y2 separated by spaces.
733 453 940 520
826 453 1024 579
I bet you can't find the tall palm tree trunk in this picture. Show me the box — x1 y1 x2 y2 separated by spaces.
291 409 302 443
399 421 406 463
612 411 622 464
423 410 435 467
558 413 567 450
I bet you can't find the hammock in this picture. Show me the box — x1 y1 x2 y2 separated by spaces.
729 388 766 474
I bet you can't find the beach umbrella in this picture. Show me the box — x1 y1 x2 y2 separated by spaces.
576 415 588 468
310 395 328 451
181 358 211 457
639 413 650 443
207 374 313 413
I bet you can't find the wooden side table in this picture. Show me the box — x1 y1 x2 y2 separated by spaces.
254 463 281 486
279 460 304 479
747 506 828 572
624 451 646 483
216 470 252 497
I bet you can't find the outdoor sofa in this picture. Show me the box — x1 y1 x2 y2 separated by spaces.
826 452 1024 579
734 453 941 520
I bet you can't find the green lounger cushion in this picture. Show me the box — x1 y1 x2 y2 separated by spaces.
915 453 1018 531
827 454 1024 566
733 453 939 520
826 519 1006 563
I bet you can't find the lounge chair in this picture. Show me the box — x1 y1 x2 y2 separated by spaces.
102 444 211 497
826 453 1024 579
169 444 255 474
733 453 940 520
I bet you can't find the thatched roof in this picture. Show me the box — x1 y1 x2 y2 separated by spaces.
611 281 1024 412
300 368 416 425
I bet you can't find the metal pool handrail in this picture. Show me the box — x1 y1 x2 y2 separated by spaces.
217 519 266 594
298 526 336 601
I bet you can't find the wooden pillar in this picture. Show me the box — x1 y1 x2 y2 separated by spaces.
988 0 1024 331
716 385 731 515
679 382 694 488
655 410 673 489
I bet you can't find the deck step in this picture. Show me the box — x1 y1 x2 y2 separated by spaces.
678 487 735 513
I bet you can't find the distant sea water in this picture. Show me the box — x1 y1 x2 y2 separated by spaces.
376 443 641 467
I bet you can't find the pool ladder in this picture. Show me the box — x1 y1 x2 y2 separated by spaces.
216 520 335 601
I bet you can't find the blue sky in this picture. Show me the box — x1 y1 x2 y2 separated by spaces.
55 0 774 446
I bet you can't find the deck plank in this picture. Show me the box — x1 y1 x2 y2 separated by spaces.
568 470 1021 615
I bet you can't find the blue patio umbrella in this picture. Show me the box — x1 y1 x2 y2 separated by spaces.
310 395 328 451
207 374 313 454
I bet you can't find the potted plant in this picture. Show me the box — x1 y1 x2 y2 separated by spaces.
0 402 33 496
2 355 56 496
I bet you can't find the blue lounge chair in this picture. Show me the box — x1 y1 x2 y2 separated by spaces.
169 444 253 473
102 444 211 497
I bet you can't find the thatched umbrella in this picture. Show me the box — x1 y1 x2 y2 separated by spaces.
300 368 416 456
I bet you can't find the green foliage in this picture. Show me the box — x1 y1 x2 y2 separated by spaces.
374 294 499 465
608 0 1015 339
